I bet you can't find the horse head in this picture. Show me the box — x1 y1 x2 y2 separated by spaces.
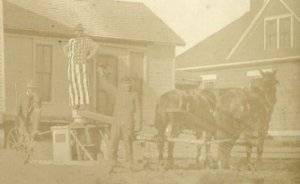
259 70 279 105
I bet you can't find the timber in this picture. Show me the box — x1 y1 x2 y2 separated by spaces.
78 111 113 125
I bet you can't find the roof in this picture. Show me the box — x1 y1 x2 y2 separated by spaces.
3 0 185 45
176 12 255 68
176 0 299 69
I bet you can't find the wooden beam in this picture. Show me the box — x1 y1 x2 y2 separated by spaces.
78 111 113 125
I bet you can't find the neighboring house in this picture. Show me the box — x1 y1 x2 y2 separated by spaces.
1 0 184 127
176 0 300 136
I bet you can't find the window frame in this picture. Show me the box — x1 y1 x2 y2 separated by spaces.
264 14 293 50
246 68 273 78
33 38 56 104
200 74 217 89
128 50 147 83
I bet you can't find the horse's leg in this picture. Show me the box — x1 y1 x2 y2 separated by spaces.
243 129 254 169
167 140 175 166
218 133 239 169
157 133 165 162
195 132 203 165
204 133 213 168
166 120 181 168
256 129 266 164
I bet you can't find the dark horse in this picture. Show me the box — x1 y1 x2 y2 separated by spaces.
155 88 217 167
216 70 279 168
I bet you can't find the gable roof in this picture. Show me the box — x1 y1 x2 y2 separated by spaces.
226 0 300 60
3 0 185 45
176 12 256 68
176 0 300 69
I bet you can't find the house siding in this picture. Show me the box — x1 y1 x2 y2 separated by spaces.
4 34 71 119
0 0 4 123
143 44 175 126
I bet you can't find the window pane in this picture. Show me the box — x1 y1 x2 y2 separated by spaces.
279 17 291 48
36 73 43 97
35 44 53 102
266 19 277 49
129 52 144 79
203 80 215 89
43 46 52 73
41 74 51 101
35 45 44 72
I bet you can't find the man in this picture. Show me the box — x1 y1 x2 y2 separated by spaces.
108 76 142 173
16 80 41 138
63 24 97 122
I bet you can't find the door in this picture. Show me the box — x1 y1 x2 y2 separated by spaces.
92 55 118 115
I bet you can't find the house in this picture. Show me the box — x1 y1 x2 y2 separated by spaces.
176 0 300 136
0 0 184 128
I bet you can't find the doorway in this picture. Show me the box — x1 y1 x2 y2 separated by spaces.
92 55 118 115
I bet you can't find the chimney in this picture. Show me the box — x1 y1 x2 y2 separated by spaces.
250 0 267 13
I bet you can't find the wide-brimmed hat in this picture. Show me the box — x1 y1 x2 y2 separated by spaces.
74 24 84 32
26 80 38 89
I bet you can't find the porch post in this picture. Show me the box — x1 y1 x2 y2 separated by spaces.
0 0 5 123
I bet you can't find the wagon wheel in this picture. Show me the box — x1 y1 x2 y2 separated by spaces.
6 127 33 163
6 127 26 150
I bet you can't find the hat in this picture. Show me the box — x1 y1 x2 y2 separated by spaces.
74 24 84 31
26 80 37 89
120 76 133 85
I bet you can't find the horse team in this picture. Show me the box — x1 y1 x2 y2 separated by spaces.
154 70 279 169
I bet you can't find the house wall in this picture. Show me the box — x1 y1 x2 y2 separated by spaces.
143 44 176 126
4 34 71 119
187 59 300 132
0 0 4 123
230 0 300 62
4 33 176 127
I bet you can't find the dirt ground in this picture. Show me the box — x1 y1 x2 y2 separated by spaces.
0 148 299 184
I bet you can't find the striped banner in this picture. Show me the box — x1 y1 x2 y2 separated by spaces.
67 38 91 107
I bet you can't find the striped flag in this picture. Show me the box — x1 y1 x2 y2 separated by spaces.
67 37 94 107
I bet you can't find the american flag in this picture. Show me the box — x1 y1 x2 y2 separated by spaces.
67 37 94 107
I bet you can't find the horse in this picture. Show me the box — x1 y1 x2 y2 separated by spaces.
154 88 217 168
216 70 279 169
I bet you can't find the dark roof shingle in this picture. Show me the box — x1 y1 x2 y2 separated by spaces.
4 0 185 45
176 12 255 68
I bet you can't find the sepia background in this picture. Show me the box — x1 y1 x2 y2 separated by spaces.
0 0 299 184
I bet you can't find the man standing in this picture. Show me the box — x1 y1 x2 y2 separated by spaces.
16 80 41 138
63 24 97 122
108 76 142 173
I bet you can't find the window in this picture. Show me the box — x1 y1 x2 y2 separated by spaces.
201 74 217 89
35 44 53 102
279 17 292 48
129 52 146 80
265 19 277 49
265 15 292 49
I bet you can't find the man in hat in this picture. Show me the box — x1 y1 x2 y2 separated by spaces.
16 80 41 138
63 24 98 122
107 76 142 173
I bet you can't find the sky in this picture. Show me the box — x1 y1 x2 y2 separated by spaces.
120 0 250 55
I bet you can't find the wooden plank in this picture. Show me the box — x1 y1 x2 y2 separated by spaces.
232 146 300 153
166 108 185 113
30 160 99 166
78 111 113 125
